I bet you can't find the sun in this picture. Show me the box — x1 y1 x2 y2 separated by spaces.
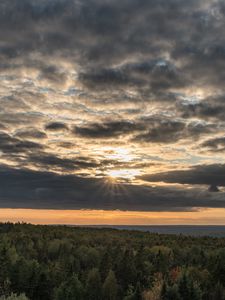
96 146 140 180
107 169 140 180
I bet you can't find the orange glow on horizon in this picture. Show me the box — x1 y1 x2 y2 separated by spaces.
0 208 225 225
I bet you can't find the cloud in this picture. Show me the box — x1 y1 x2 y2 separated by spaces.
140 164 225 187
201 136 225 152
133 119 186 143
0 132 43 154
28 153 99 171
0 0 225 213
133 117 216 144
45 122 69 131
79 59 185 93
179 95 225 121
0 165 224 211
74 120 142 138
73 116 217 144
14 128 47 139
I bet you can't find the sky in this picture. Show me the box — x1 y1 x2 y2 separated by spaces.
0 0 225 224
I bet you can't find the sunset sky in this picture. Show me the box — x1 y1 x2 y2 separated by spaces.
0 0 225 224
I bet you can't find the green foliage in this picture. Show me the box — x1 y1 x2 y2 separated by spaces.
86 268 102 300
0 293 28 300
163 284 181 300
0 223 225 300
211 282 225 300
178 273 202 300
55 275 84 300
103 270 118 300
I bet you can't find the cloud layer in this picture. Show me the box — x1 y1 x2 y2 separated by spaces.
0 0 225 211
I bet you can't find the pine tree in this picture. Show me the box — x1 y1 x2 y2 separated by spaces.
55 275 84 300
103 270 118 300
86 268 102 300
133 282 142 300
211 282 225 300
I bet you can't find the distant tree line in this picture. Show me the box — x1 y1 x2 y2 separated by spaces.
0 223 225 300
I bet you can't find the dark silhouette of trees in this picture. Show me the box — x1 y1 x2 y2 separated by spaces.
0 223 224 300
86 268 102 300
55 275 84 300
103 270 118 300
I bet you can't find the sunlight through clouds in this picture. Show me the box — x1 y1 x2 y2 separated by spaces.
0 0 225 223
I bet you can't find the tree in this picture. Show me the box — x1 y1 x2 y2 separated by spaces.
211 282 225 300
0 240 13 296
86 268 102 300
117 250 137 292
100 249 112 280
34 271 52 300
103 270 118 300
0 294 28 300
213 250 225 284
178 273 202 300
55 275 84 300
162 284 181 300
142 276 163 300
178 273 190 300
133 282 142 300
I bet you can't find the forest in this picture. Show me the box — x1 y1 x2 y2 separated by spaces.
0 223 225 300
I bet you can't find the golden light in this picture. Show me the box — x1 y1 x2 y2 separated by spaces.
1 208 225 225
103 147 135 162
107 169 140 180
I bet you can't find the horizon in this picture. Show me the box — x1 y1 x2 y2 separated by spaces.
1 208 225 225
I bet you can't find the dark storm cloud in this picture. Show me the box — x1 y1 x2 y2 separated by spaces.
14 128 47 139
79 59 185 92
27 152 157 173
0 165 224 211
201 136 225 152
0 132 43 154
74 120 142 138
28 153 99 171
74 116 217 143
133 117 216 144
0 0 223 89
133 119 186 143
0 0 225 114
79 68 131 88
179 95 225 121
141 164 225 187
38 65 68 84
45 122 69 131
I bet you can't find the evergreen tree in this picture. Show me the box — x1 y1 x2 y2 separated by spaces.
211 282 225 300
55 275 84 300
117 250 137 292
133 282 142 300
34 271 52 300
86 268 102 300
178 273 202 300
100 249 112 281
103 270 118 300
178 273 191 300
189 281 202 300
163 284 181 300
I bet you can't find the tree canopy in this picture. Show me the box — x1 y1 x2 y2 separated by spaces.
0 223 225 300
